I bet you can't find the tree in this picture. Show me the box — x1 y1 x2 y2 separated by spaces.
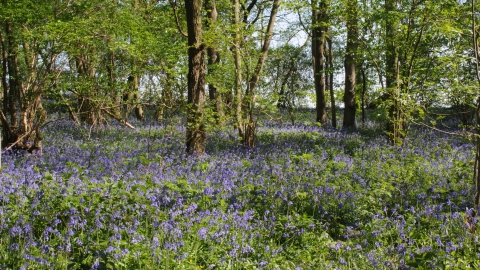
383 0 433 144
327 37 336 128
343 0 358 128
205 0 225 124
472 0 480 209
230 0 280 147
232 0 244 143
264 42 312 124
384 0 400 144
0 0 60 152
312 0 328 124
185 0 207 155
242 0 280 147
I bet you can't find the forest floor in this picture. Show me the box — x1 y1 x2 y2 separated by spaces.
0 108 477 269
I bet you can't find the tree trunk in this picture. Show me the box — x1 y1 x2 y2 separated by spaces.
205 0 225 125
312 0 327 124
5 21 18 127
0 28 8 113
241 0 280 147
0 19 46 152
232 0 244 142
124 75 144 121
75 54 96 125
277 64 293 109
343 0 358 128
107 51 121 118
185 0 207 155
327 37 336 128
361 65 367 124
385 0 401 144
156 69 174 121
471 0 480 210
475 97 480 208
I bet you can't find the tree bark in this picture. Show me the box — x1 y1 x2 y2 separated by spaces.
5 21 18 127
471 0 480 209
361 64 367 124
0 27 9 152
385 0 401 144
0 28 7 107
327 37 336 128
185 0 207 155
124 75 144 121
343 0 358 128
205 0 224 125
75 54 96 125
107 51 121 118
277 62 294 109
232 0 244 142
0 18 47 152
312 0 327 124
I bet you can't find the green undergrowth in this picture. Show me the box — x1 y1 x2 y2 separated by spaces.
0 116 477 269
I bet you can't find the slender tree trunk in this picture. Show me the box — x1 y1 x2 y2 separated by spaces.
471 0 480 209
107 51 121 118
185 0 207 155
312 0 327 124
5 21 18 128
232 0 244 139
0 23 14 147
124 75 144 121
240 0 279 147
0 29 8 136
277 64 293 109
327 37 336 128
475 96 480 208
343 0 358 128
0 29 7 106
0 18 46 152
325 41 330 123
361 65 367 124
124 1 144 122
205 0 224 125
385 0 401 144
75 54 97 125
156 69 174 121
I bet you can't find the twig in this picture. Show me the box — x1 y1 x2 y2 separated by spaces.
408 118 468 137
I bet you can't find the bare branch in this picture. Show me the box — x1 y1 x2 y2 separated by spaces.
103 109 136 130
297 9 312 38
169 0 188 37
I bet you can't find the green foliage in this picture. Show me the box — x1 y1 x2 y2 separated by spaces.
0 113 478 269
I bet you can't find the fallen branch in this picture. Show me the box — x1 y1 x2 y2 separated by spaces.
102 109 136 130
2 131 32 153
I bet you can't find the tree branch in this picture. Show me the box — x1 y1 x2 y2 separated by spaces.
102 108 136 130
169 0 188 37
242 0 258 24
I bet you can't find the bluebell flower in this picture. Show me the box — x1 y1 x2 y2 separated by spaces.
242 245 255 254
10 226 22 237
435 237 443 247
272 246 283 256
91 259 100 270
198 227 208 240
